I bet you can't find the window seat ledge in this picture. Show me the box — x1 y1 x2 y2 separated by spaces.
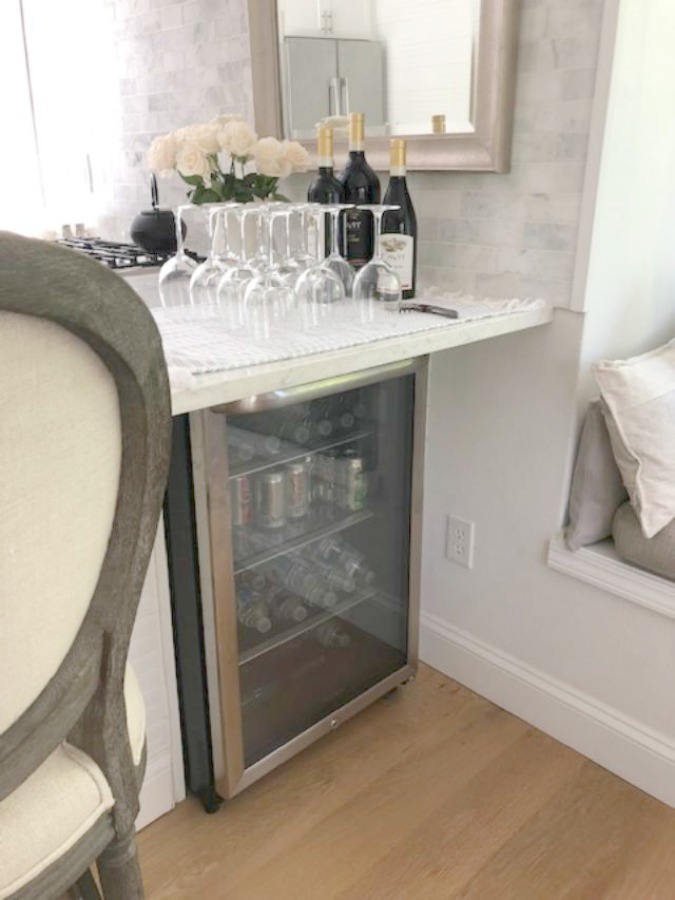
547 533 675 620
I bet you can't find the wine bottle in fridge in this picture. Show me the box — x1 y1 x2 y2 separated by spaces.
338 113 381 269
381 139 418 299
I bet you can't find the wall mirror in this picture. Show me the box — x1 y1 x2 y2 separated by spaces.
248 0 519 172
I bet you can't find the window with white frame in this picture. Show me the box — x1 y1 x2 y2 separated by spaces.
2 0 121 236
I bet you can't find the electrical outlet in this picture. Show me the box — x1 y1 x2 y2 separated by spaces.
445 515 475 569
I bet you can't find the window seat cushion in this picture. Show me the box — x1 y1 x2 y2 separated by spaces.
613 501 675 583
565 401 628 550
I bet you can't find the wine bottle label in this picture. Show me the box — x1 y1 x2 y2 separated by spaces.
344 210 372 267
380 234 414 291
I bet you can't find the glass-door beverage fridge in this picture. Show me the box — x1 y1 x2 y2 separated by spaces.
166 358 427 810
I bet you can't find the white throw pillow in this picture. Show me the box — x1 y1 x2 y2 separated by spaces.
593 339 675 539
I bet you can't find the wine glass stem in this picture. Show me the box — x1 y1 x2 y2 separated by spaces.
283 213 292 261
175 208 185 260
372 209 383 262
329 209 341 258
298 210 309 258
211 208 227 263
239 213 248 265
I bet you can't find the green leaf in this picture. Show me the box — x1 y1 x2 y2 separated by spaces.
178 172 204 187
234 185 255 203
191 184 221 205
272 192 290 202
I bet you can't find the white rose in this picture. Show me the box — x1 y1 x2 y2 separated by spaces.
218 120 258 158
147 134 177 174
282 140 310 173
182 123 220 155
175 142 212 183
254 137 292 178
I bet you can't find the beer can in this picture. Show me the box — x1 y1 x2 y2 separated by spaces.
286 460 310 519
256 471 287 529
231 474 253 526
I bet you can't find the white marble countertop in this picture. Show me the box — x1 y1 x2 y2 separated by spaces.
121 271 553 416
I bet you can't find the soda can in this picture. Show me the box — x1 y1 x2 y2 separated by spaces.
339 453 367 511
316 451 338 484
256 470 287 529
286 460 310 519
231 474 253 526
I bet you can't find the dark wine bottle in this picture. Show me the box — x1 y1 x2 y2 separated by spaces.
307 126 345 256
337 112 381 269
381 139 417 299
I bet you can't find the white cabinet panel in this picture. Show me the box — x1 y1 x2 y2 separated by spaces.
128 520 185 830
322 0 373 38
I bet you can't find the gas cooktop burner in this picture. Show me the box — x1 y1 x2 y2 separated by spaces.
58 237 172 270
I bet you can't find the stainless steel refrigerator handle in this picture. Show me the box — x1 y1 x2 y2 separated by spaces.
328 77 340 116
340 77 349 118
211 357 422 415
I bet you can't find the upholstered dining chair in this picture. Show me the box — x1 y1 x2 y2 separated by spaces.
0 232 171 899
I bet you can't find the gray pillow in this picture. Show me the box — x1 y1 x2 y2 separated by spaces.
613 501 675 582
565 401 628 551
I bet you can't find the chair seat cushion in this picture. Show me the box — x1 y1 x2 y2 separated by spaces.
0 743 114 898
0 665 145 898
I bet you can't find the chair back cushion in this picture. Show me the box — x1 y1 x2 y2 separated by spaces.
0 232 171 812
0 312 121 732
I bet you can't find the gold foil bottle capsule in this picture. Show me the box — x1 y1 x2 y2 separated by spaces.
390 138 407 170
316 126 333 160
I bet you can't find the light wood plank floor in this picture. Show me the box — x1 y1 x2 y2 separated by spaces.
137 664 675 899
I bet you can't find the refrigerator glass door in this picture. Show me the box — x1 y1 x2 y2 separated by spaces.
226 374 415 768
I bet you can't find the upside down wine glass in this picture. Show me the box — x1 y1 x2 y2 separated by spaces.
243 206 296 317
158 204 197 307
189 204 237 307
352 204 402 306
217 206 258 306
295 205 346 305
322 203 356 298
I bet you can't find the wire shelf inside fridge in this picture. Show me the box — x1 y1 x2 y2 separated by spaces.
238 586 378 666
233 507 374 575
228 427 374 480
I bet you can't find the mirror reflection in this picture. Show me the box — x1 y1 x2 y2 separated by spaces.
276 0 479 140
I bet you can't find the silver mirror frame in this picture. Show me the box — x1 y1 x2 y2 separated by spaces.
248 0 519 173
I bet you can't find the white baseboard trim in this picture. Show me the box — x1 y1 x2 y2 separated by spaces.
420 611 675 808
136 755 176 831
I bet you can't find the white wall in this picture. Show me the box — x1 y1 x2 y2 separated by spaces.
577 0 675 400
418 0 675 806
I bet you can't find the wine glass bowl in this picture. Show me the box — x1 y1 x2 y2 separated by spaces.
295 265 346 305
216 206 258 306
352 204 402 306
158 204 197 307
321 204 355 298
189 205 237 307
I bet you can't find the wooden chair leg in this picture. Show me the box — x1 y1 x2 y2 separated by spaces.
66 868 102 899
96 830 144 900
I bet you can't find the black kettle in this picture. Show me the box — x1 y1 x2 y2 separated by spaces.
130 175 181 254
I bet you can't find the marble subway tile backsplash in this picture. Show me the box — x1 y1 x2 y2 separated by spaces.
406 0 604 306
98 0 254 241
97 0 603 312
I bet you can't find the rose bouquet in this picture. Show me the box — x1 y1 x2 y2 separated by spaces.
147 115 310 204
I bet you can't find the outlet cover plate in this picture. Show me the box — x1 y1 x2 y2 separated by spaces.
445 515 475 569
